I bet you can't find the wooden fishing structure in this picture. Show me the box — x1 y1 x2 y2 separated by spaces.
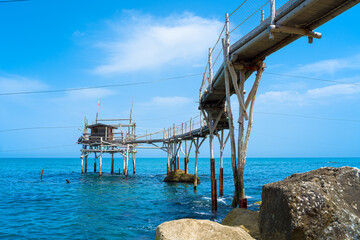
78 0 360 211
77 106 138 177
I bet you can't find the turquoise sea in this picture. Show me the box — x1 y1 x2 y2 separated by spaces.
0 157 359 239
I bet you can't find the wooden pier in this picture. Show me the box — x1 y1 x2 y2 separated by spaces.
78 0 360 210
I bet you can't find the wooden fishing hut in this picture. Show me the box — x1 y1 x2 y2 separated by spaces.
78 108 137 177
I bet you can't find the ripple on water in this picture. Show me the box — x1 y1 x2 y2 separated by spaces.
0 157 358 239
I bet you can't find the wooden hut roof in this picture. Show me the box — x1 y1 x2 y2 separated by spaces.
87 123 118 129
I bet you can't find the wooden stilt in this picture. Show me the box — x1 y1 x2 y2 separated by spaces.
177 156 179 170
99 145 103 176
132 152 136 174
211 157 217 211
123 155 126 175
125 145 129 177
111 153 114 174
167 147 170 174
222 37 240 207
219 167 224 196
167 162 169 174
170 157 173 171
81 156 84 174
184 157 188 174
40 169 44 180
85 154 88 173
94 154 97 172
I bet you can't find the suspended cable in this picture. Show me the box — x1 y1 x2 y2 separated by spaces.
0 73 202 96
0 0 27 3
255 111 360 123
0 144 75 153
0 126 79 133
264 72 360 86
229 0 249 17
230 0 270 34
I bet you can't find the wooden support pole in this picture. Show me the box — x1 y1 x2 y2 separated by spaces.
111 153 114 174
211 158 217 211
132 152 136 174
194 139 199 190
222 38 240 207
167 147 170 174
85 154 88 173
219 130 224 197
125 145 129 177
81 156 84 174
219 168 224 197
170 157 173 171
99 145 103 176
40 169 44 180
177 156 180 170
184 157 188 174
123 155 126 175
94 154 97 172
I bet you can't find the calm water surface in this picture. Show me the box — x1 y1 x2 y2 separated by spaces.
0 157 359 239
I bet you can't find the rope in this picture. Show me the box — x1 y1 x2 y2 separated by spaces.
212 49 223 67
230 0 270 34
229 0 249 17
210 23 226 55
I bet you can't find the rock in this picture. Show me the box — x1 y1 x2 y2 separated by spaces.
155 218 254 240
164 169 200 183
222 208 260 239
259 166 360 240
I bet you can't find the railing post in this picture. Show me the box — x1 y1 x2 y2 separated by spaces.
225 13 230 61
261 10 265 23
209 48 213 91
270 0 276 39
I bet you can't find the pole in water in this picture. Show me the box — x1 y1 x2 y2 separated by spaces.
210 158 217 211
40 169 44 180
85 155 88 173
66 179 70 183
167 163 169 175
219 167 224 197
240 198 247 209
111 153 114 174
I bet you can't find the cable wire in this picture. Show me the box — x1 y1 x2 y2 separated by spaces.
0 73 202 96
255 111 360 123
265 72 360 86
230 0 270 34
0 0 27 3
229 0 249 17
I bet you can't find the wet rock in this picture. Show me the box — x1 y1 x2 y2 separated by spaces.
155 218 254 240
164 169 200 183
260 166 360 240
222 208 260 239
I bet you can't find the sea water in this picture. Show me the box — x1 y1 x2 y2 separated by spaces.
0 157 359 239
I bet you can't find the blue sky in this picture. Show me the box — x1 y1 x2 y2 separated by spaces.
1 0 360 158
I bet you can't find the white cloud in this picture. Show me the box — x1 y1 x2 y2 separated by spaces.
257 82 360 106
93 12 223 75
294 55 360 75
0 74 47 93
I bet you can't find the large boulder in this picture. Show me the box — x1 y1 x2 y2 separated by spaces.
259 166 360 240
155 219 254 240
222 208 260 239
164 169 200 183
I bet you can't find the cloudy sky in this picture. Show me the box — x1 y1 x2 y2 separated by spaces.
1 0 360 158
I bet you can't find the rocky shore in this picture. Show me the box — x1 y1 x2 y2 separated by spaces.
155 166 360 240
163 169 200 183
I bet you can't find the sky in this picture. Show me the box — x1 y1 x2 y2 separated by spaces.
0 0 360 158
